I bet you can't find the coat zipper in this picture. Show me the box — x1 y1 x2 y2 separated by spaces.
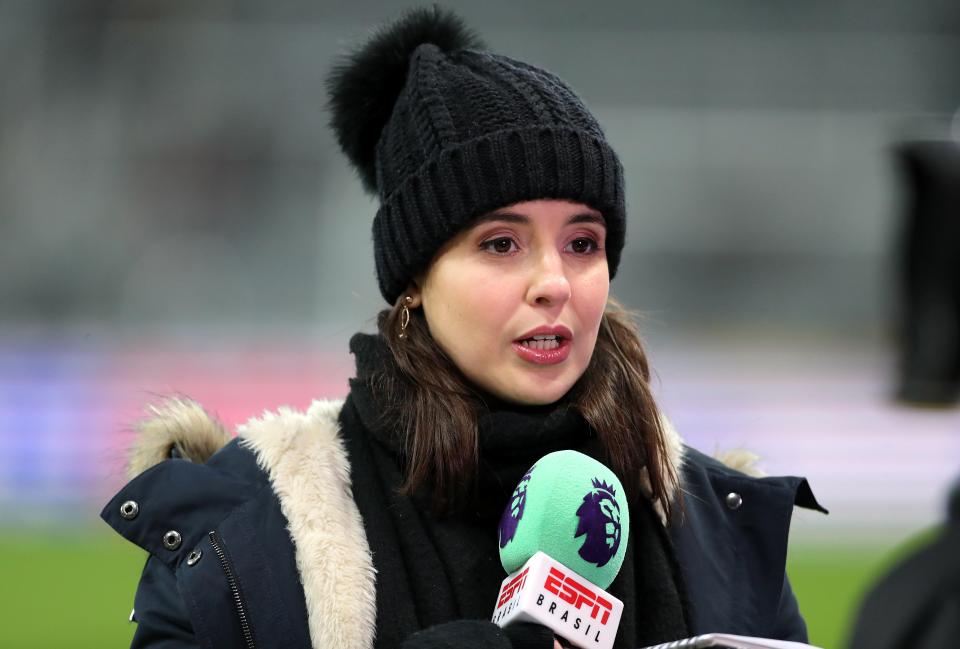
208 530 256 649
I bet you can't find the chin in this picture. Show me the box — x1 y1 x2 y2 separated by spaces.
507 393 556 407
502 379 576 406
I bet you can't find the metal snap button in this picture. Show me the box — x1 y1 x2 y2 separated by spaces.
119 500 139 520
725 492 743 510
186 549 202 566
163 530 182 550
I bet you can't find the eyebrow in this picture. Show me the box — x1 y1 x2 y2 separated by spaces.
475 211 606 227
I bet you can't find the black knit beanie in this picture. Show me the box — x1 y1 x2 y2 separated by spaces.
327 7 626 304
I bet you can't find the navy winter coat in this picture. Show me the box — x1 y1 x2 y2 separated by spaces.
102 398 825 649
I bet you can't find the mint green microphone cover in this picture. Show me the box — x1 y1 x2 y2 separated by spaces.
497 450 629 589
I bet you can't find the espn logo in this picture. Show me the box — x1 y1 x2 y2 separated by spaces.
497 567 530 607
542 566 613 625
492 552 624 649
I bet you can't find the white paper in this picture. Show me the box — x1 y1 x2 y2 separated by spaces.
639 633 824 649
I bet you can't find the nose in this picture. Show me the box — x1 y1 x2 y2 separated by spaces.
525 249 571 307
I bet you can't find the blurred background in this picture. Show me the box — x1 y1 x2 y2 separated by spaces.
2 1 959 647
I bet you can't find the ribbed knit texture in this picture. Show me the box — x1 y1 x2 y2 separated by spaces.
371 43 626 303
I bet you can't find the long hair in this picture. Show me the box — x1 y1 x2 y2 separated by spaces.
374 296 678 518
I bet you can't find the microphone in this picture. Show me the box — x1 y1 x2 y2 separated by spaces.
491 450 629 649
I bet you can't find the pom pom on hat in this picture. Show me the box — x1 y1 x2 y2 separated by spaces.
326 6 484 194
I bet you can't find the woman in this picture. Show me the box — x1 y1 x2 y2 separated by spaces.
102 8 825 649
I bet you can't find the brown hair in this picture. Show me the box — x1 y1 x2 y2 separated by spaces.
373 297 678 518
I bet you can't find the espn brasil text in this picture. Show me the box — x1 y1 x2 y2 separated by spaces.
491 551 624 649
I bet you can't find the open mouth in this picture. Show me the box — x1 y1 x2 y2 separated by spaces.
516 334 564 350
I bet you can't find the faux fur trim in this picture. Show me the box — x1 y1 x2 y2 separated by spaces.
127 397 230 479
641 415 685 525
713 448 766 478
238 399 377 649
644 418 769 520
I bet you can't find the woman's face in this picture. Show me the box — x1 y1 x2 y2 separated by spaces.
410 199 610 405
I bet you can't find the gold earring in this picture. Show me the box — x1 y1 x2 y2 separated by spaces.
398 296 413 340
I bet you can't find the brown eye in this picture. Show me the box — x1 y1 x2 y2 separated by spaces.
568 238 597 254
481 237 518 254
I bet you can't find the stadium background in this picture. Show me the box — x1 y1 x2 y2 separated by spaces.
2 2 959 647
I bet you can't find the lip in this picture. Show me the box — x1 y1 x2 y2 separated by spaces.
514 325 573 342
512 325 574 365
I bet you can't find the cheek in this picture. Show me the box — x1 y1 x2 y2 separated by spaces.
423 262 516 354
441 285 510 340
576 272 610 323
450 278 516 331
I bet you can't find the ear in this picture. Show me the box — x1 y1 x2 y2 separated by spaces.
404 279 423 308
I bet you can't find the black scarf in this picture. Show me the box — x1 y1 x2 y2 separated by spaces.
340 333 689 648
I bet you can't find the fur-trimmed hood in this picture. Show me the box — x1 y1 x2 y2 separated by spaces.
126 397 231 479
123 397 381 649
126 397 763 524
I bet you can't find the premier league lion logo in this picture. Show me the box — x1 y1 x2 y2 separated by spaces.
574 478 622 567
498 465 535 548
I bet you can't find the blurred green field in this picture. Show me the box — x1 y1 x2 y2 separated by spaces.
786 544 890 648
0 529 929 648
2 530 144 648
